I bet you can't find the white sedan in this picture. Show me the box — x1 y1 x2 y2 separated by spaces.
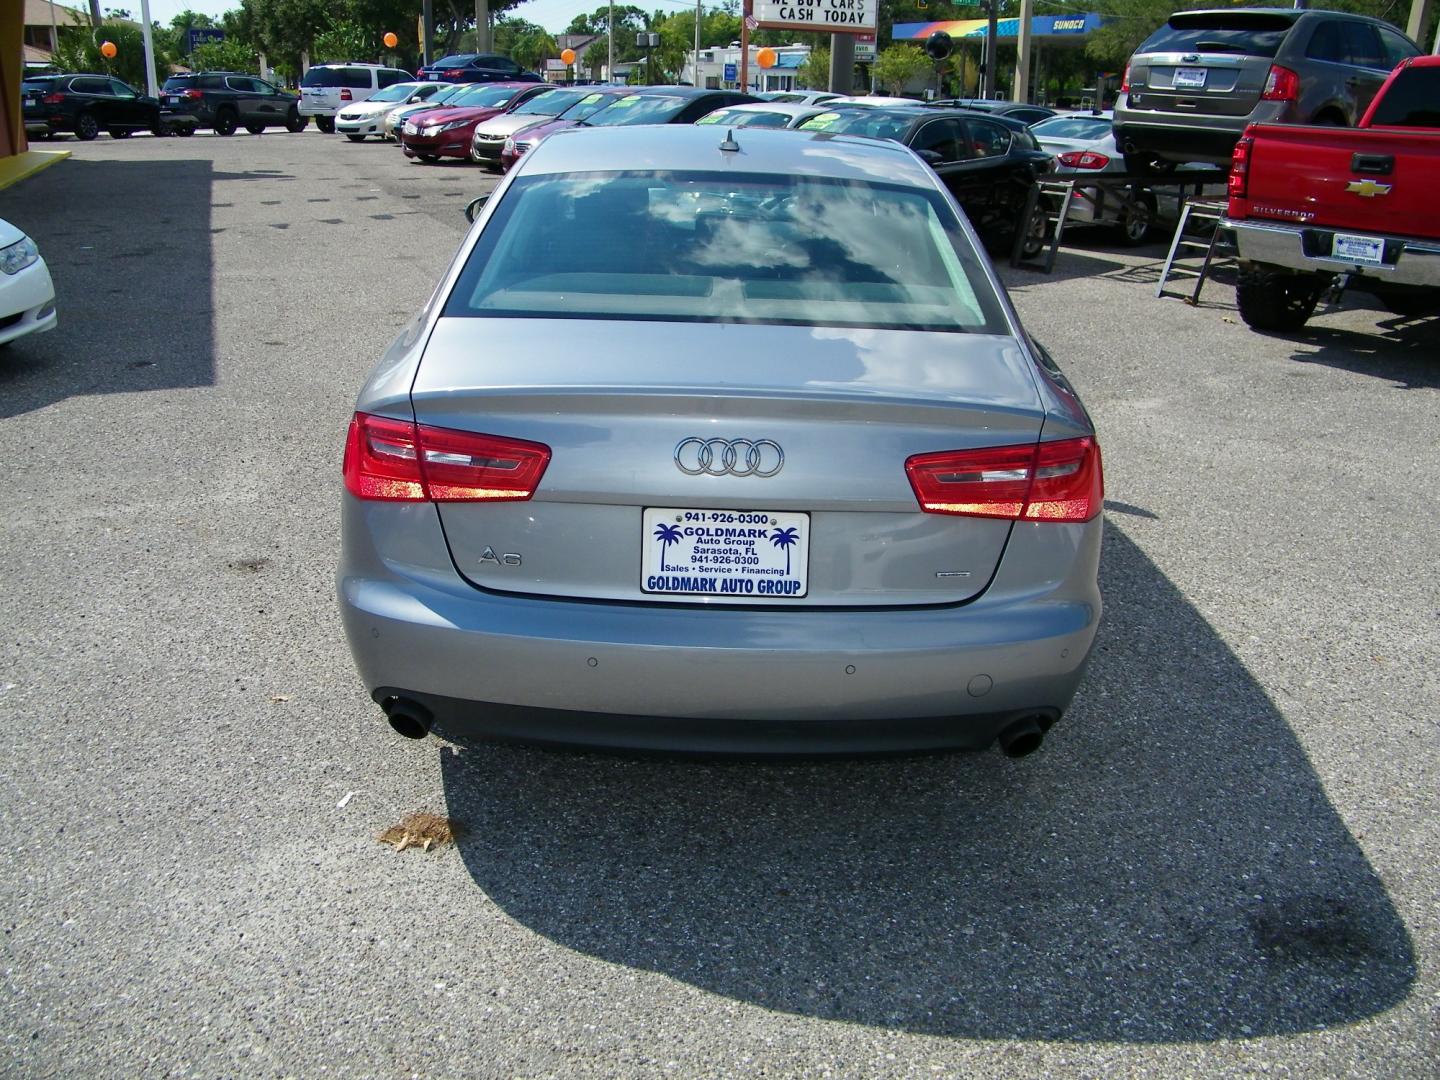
335 82 450 141
0 218 56 348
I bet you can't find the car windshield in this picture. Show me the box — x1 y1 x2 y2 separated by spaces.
1368 67 1440 127
797 109 914 141
369 82 422 103
697 108 793 128
1031 115 1112 140
513 89 587 116
450 84 520 108
584 94 691 126
1140 13 1296 59
560 91 620 120
445 170 1006 334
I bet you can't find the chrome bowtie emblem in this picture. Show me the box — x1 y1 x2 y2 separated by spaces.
674 437 784 478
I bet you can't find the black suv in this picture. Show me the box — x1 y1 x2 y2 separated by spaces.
160 72 307 135
416 53 543 84
22 73 162 140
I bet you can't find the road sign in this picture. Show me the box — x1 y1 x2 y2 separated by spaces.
724 62 738 81
751 0 877 35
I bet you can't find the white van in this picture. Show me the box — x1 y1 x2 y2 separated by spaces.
299 63 412 133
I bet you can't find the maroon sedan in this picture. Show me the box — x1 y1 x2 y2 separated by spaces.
400 82 549 163
499 87 632 171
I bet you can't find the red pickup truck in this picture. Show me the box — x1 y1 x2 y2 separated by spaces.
1224 54 1439 331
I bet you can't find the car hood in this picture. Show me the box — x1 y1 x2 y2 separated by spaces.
475 113 554 137
512 117 578 142
0 217 25 248
414 104 504 125
346 99 404 116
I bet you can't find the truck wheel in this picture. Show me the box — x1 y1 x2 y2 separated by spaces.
286 111 307 133
315 116 335 134
1235 265 1329 332
214 109 238 136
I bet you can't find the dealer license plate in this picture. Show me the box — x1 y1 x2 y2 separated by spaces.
1332 233 1385 267
642 508 809 598
1173 67 1207 89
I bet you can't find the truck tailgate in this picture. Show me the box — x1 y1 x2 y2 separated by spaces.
1237 124 1440 240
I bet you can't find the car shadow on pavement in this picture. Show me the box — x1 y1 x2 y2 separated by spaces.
1282 315 1439 390
437 520 1415 1042
0 157 216 420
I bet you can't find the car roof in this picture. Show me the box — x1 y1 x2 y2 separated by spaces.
1169 7 1302 22
528 124 937 187
705 102 822 117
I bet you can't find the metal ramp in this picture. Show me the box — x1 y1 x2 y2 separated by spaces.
1155 198 1231 304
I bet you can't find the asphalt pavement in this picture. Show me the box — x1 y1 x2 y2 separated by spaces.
0 129 1435 1078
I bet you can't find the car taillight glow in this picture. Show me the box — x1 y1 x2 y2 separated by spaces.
42 93 64 105
1261 64 1299 101
444 69 464 78
183 89 203 99
1057 150 1111 169
1120 64 1130 94
905 437 1103 522
340 88 353 101
1228 134 1254 200
344 412 550 502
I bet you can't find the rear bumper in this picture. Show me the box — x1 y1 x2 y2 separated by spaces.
1225 218 1440 288
1111 104 1277 165
337 497 1103 751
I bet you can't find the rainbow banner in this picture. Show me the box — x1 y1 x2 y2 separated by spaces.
892 13 1102 42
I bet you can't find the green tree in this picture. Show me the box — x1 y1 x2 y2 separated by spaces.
797 45 829 90
189 38 262 73
54 22 162 91
312 18 376 62
871 43 928 95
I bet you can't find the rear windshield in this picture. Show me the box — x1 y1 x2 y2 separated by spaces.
512 88 587 115
697 108 793 128
584 94 691 126
1368 67 1440 127
445 171 1006 334
432 54 479 67
301 66 373 88
23 77 62 91
561 91 622 120
1139 12 1297 58
798 109 914 142
1030 115 1111 140
161 75 195 91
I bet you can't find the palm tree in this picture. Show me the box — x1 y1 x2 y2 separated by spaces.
653 523 683 571
770 526 799 576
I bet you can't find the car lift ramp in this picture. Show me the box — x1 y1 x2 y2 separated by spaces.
1155 198 1231 304
1009 169 1228 275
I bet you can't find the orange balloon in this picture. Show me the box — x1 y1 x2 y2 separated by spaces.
383 31 398 49
99 40 117 59
756 47 777 69
560 48 576 66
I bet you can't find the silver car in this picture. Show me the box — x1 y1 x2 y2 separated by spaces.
338 125 1104 756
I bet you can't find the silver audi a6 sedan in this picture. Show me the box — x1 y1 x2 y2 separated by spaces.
339 124 1104 756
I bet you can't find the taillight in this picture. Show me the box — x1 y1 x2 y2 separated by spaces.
1228 133 1253 201
42 93 64 105
1261 64 1298 102
1057 150 1111 169
344 413 550 502
444 69 464 78
905 437 1103 523
183 89 203 99
340 88 353 101
1120 64 1130 94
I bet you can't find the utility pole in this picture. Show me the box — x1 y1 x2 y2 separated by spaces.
608 0 614 81
1014 0 1033 103
87 0 101 28
1407 0 1435 50
475 0 490 53
829 33 854 94
740 0 750 94
422 0 433 67
983 0 998 99
138 0 158 97
694 0 702 87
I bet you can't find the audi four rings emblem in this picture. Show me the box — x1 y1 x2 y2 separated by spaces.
674 437 784 477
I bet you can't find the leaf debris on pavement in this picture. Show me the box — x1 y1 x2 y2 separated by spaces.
377 812 460 853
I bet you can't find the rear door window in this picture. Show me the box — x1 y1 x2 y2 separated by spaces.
1340 22 1386 70
226 77 262 93
1305 21 1347 63
911 118 965 162
108 79 137 98
72 77 110 95
964 120 1012 158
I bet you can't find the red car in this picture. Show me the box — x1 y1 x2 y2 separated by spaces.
500 87 632 171
400 82 549 163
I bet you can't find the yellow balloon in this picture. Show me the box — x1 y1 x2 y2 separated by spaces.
383 31 398 49
99 40 117 59
560 48 576 66
756 47 777 70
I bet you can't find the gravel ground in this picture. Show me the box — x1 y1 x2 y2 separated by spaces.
0 129 1435 1078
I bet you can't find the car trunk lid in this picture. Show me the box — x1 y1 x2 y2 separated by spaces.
411 318 1048 607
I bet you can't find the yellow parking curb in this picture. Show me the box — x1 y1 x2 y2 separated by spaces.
0 149 72 192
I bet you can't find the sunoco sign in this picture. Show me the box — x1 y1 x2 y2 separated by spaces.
752 0 878 34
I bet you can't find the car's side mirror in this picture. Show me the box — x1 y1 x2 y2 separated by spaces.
916 149 944 165
464 194 490 223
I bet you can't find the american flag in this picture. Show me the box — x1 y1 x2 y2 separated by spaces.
744 15 758 29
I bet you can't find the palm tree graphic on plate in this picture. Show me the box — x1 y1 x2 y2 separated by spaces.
653 522 683 571
770 525 800 575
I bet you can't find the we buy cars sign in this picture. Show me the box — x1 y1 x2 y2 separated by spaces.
752 0 877 34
